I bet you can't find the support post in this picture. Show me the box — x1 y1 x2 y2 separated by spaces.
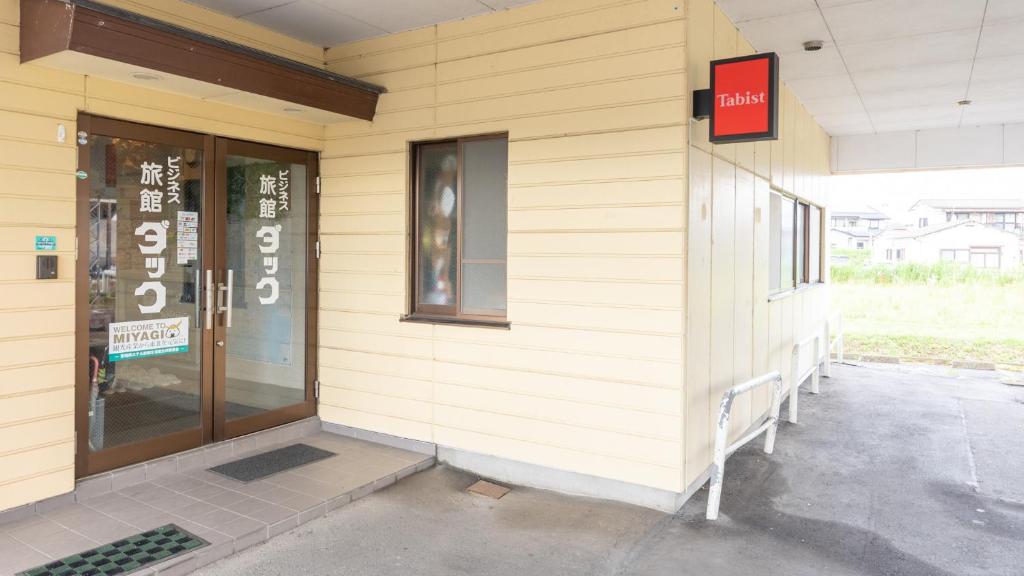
706 393 734 521
823 319 832 378
764 376 783 455
811 336 820 394
837 316 845 364
789 345 800 424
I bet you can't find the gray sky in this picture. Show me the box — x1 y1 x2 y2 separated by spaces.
832 167 1024 221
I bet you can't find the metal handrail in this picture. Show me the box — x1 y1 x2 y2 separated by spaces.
823 312 844 378
706 370 784 520
788 333 822 424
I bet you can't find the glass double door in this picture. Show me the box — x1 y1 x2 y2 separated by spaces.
76 115 318 477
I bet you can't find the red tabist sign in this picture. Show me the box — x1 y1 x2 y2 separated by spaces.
710 52 779 144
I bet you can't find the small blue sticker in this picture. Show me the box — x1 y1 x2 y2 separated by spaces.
76 170 88 180
35 235 57 251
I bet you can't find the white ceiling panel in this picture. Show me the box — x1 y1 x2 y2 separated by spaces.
871 117 964 134
242 1 385 46
786 74 858 100
962 101 1024 126
870 105 962 127
840 28 980 72
860 84 966 111
853 61 973 94
814 0 878 6
313 0 490 33
189 0 288 17
479 0 537 8
777 46 847 81
712 0 817 24
186 0 539 48
716 0 1024 136
968 77 1024 101
822 0 985 45
801 95 865 116
984 0 1024 25
814 111 875 135
970 54 1024 83
977 20 1024 59
734 10 831 55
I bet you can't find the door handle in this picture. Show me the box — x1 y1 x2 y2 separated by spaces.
194 269 200 326
217 270 234 328
225 269 234 328
205 269 214 330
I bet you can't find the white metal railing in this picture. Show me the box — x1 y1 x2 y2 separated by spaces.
788 333 822 424
823 312 844 378
706 370 784 520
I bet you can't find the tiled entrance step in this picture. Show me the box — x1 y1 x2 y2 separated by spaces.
0 432 435 576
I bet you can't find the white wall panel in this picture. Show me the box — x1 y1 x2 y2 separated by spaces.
917 124 1003 168
833 123 1024 172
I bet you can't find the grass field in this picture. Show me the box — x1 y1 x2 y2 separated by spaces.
832 283 1024 367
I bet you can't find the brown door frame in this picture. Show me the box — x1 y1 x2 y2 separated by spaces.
75 114 214 477
75 115 318 478
212 137 318 442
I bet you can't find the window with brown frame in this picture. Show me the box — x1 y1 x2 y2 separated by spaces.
796 202 807 284
409 135 508 324
770 192 823 294
809 205 822 283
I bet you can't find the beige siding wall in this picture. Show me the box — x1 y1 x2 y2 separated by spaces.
0 0 324 512
684 0 831 487
1 0 833 512
320 0 689 493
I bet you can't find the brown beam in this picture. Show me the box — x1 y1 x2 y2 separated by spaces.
21 0 383 120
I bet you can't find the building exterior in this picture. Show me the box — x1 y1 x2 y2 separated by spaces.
908 199 1024 235
828 207 888 250
872 221 1023 270
1 0 830 518
830 227 872 250
831 208 889 231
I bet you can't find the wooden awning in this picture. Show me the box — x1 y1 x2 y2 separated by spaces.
20 0 384 121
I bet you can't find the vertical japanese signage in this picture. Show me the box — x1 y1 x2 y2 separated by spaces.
111 152 192 361
709 52 779 144
134 158 181 314
256 168 290 305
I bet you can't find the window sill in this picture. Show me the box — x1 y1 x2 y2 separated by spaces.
768 281 826 302
400 314 511 330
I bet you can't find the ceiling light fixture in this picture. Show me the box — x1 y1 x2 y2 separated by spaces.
802 40 824 52
130 72 162 81
283 107 304 114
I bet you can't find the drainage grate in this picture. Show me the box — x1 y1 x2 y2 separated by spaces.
208 443 335 482
17 524 207 576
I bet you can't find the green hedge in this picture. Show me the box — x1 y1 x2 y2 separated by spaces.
831 259 1024 285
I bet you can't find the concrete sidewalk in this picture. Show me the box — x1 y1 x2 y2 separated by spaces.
0 432 433 576
194 362 1024 576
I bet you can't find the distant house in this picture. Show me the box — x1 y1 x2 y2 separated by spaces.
831 227 874 250
871 221 1023 270
829 207 890 250
908 199 1024 235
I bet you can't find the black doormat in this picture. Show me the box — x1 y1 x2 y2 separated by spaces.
17 524 206 576
208 443 335 482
